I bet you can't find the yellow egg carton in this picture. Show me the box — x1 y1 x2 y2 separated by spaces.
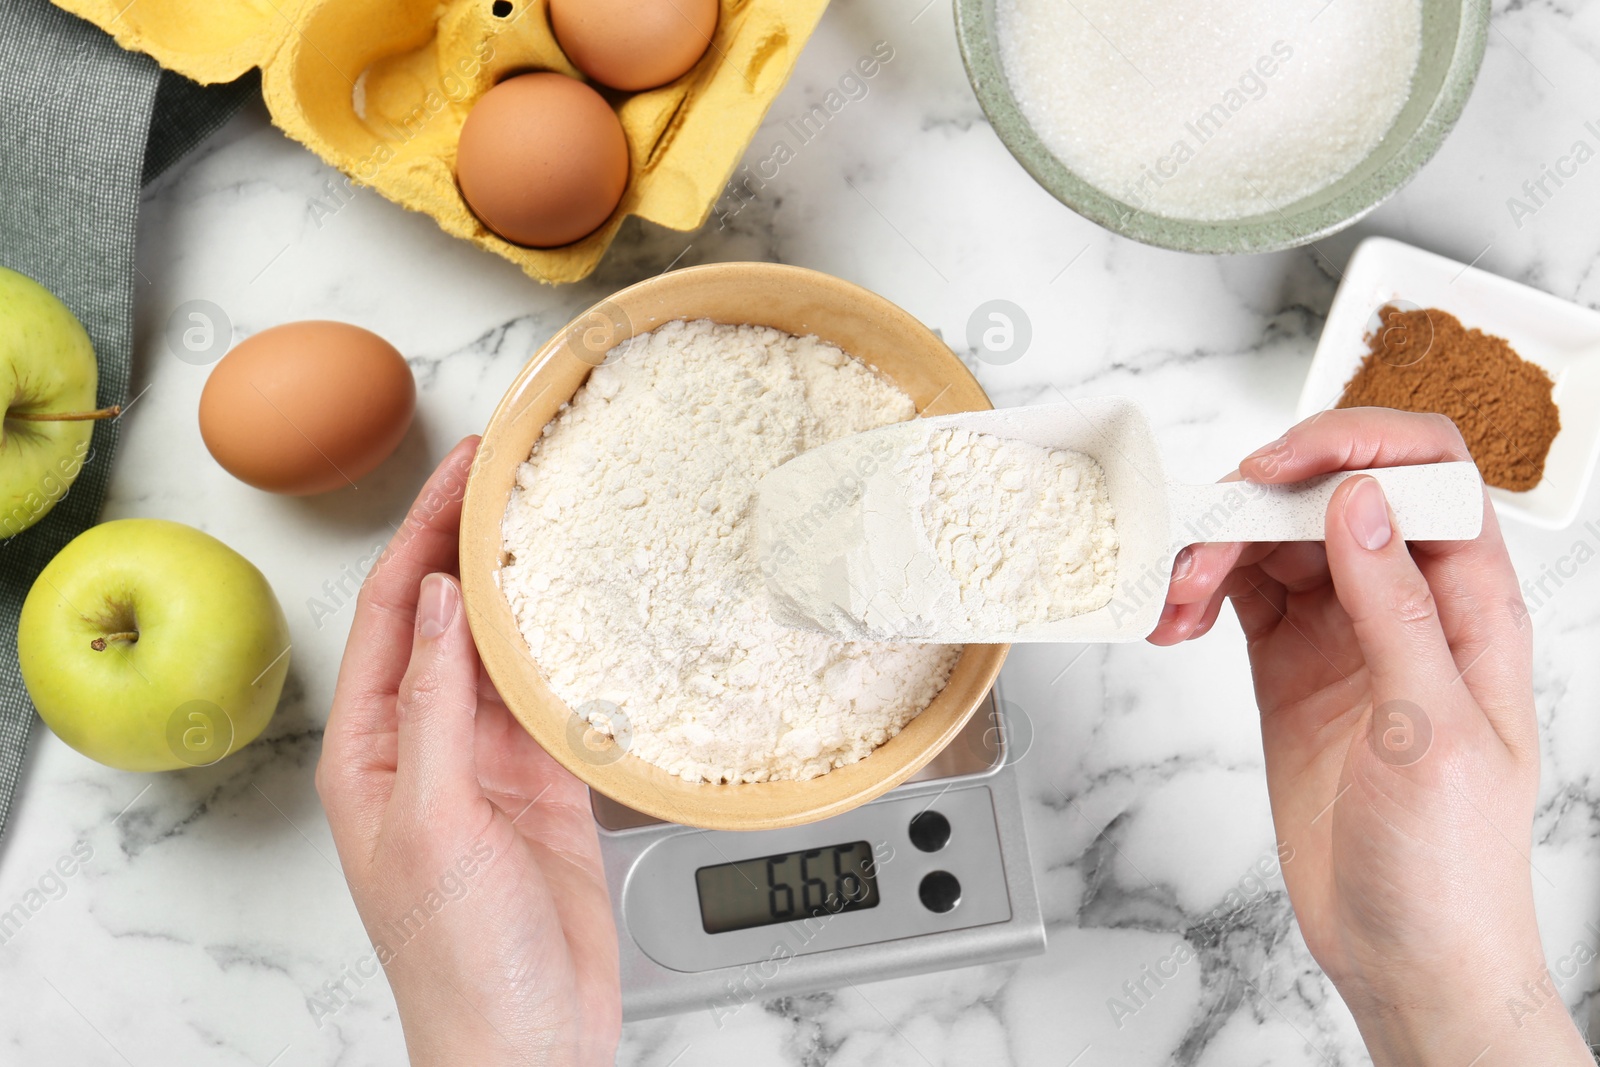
53 0 829 283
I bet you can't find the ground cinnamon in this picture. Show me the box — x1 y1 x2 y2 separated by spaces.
1335 305 1560 491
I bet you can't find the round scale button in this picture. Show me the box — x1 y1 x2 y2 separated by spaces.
909 810 952 852
919 870 961 913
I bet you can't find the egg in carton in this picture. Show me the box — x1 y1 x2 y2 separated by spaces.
51 0 830 283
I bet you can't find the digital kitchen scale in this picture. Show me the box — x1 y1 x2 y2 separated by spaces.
592 685 1046 1021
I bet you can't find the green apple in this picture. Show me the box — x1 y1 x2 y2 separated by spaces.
0 265 119 537
18 518 291 771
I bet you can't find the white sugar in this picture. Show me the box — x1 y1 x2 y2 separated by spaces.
995 0 1422 220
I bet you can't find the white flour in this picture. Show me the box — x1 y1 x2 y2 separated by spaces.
758 420 1121 642
499 319 960 784
905 429 1118 631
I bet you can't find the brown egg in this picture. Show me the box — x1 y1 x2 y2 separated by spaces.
456 73 629 249
199 321 415 495
550 0 719 92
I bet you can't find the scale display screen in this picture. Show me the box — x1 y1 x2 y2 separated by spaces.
695 841 880 934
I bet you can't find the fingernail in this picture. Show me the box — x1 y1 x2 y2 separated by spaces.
418 574 458 639
1243 436 1288 464
1345 476 1392 551
1171 546 1194 582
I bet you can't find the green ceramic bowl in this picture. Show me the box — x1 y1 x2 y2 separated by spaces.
954 0 1489 253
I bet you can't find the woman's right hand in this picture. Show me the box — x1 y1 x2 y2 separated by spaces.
1150 409 1589 1066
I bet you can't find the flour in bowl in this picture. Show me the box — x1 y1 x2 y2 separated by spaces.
498 319 961 783
904 429 1118 631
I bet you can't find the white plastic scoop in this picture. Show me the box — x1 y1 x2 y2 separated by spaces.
756 396 1484 643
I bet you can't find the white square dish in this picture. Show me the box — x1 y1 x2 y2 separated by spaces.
1298 236 1600 530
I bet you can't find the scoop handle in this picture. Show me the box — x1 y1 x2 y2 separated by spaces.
1167 461 1485 546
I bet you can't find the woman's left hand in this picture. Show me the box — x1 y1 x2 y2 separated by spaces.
317 437 621 1067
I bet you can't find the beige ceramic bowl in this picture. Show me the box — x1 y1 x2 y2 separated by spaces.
460 263 1007 831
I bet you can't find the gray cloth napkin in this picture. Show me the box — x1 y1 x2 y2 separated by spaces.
0 0 257 841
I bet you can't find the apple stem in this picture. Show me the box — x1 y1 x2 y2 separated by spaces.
8 405 121 423
90 631 139 651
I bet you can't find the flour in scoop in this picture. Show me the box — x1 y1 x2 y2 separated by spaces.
903 429 1118 630
499 320 960 784
995 0 1422 219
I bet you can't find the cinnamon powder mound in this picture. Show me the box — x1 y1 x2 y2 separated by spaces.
1335 305 1561 492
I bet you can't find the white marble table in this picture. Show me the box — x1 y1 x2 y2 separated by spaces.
5 2 1600 1064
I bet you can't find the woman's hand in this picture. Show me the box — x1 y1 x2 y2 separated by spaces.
316 437 620 1067
1150 409 1589 1066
